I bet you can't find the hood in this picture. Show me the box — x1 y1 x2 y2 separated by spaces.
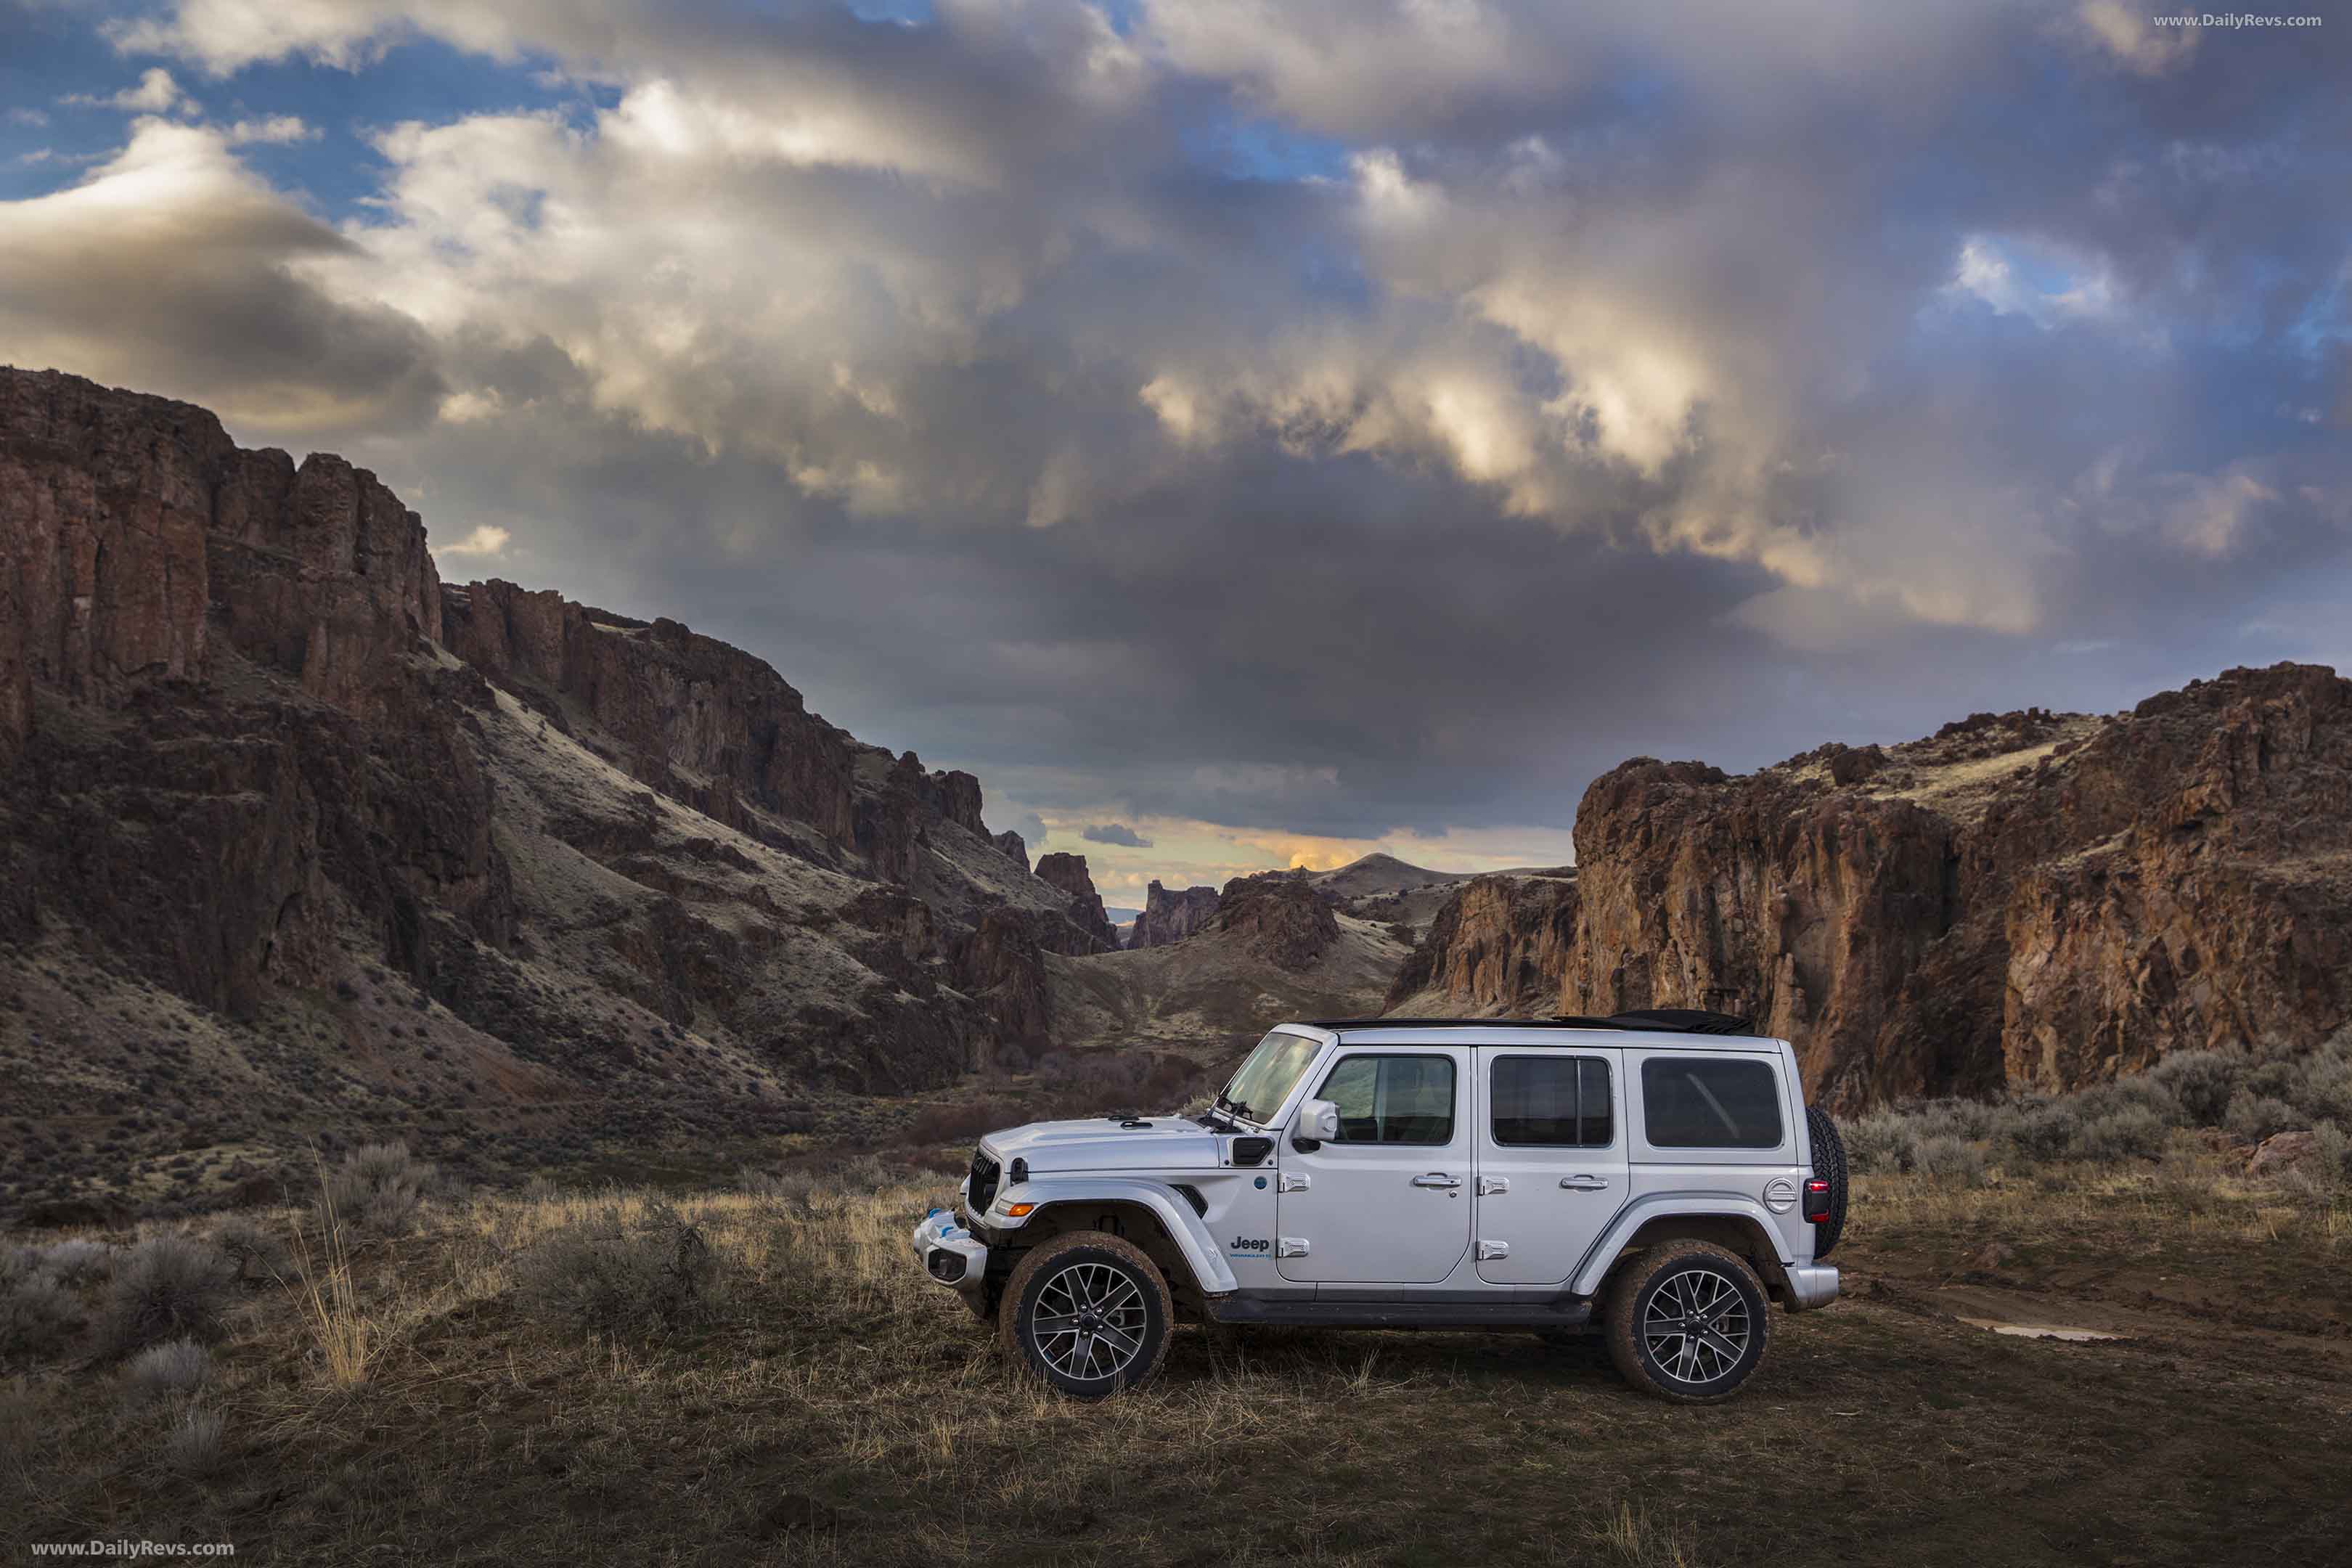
982 1116 1222 1175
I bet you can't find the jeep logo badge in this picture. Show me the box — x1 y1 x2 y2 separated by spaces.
1229 1236 1271 1253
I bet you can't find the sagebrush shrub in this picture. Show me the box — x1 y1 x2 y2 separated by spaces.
512 1202 727 1337
1909 1098 2002 1143
101 1235 233 1355
2071 1106 2170 1163
322 1142 434 1236
1911 1134 1990 1186
1 1251 82 1363
161 1408 225 1476
2298 1049 2352 1127
2004 1101 2082 1164
2224 1092 2298 1145
208 1214 287 1285
39 1238 115 1288
2151 1050 2239 1127
2309 1122 2352 1188
1844 1112 1916 1175
124 1337 212 1403
2070 1076 2183 1126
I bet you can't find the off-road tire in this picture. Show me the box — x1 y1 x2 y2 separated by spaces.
1807 1105 1850 1259
997 1230 1173 1399
1604 1242 1772 1404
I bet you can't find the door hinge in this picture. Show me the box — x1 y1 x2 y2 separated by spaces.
1275 1237 1310 1258
1476 1239 1510 1261
1278 1172 1311 1193
1477 1175 1509 1196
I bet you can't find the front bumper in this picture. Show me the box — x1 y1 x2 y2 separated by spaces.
1786 1262 1839 1310
910 1206 989 1291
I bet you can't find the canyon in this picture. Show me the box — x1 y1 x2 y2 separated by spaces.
7 367 2350 1216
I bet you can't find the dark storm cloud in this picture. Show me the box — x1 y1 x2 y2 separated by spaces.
7 0 2349 854
1082 823 1153 848
0 119 446 438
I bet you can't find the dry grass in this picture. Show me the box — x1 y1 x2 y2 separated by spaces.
287 1156 374 1387
3 1159 2348 1566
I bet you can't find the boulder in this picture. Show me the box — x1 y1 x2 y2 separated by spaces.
2245 1130 2319 1177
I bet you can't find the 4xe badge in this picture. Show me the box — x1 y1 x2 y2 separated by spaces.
1228 1235 1271 1254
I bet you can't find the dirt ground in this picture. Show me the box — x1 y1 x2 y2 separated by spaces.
4 1159 2346 1567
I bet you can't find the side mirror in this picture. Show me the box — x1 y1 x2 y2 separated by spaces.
1293 1098 1339 1151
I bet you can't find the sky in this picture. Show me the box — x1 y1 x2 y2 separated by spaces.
3 1 2348 903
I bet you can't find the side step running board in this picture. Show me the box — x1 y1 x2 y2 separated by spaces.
1206 1297 1593 1331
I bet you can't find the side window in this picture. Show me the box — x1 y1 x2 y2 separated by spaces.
1490 1055 1613 1147
1317 1054 1455 1145
1640 1057 1784 1149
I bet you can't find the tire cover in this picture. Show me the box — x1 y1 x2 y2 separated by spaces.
1805 1105 1849 1259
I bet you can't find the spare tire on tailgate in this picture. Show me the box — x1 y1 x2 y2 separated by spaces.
1805 1105 1849 1259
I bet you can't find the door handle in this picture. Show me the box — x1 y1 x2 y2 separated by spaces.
1559 1175 1611 1191
1411 1172 1462 1189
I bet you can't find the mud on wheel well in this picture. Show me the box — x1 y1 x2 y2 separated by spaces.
1010 1202 1206 1320
1603 1217 1794 1307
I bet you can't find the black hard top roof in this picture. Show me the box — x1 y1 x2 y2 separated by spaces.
1300 1008 1757 1037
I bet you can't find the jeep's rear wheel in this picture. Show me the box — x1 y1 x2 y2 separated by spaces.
1604 1243 1771 1404
997 1230 1172 1398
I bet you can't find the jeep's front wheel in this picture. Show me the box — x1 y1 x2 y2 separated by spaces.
997 1230 1172 1398
1604 1243 1771 1404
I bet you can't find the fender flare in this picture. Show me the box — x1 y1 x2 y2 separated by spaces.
995 1178 1240 1296
1567 1192 1796 1297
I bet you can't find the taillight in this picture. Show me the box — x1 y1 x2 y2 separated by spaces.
1802 1177 1832 1223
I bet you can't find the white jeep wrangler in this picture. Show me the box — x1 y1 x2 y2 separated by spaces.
912 1011 1847 1403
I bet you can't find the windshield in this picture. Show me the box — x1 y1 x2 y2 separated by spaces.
1217 1030 1324 1124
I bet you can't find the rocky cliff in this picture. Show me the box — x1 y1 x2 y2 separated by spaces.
0 369 1088 1216
1386 871 1577 1015
1128 880 1220 948
1393 669 2352 1107
1213 873 1341 972
1032 852 1119 952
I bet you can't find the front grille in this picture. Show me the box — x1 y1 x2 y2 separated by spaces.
968 1150 1000 1214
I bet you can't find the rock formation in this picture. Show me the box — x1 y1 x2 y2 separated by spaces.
0 368 1081 1214
1214 873 1341 971
1386 872 1577 1015
992 829 1029 871
1128 880 1220 948
1032 851 1120 952
1395 669 2352 1108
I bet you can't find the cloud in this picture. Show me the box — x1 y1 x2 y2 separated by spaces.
1082 822 1153 849
62 68 196 115
7 107 50 128
434 523 511 558
2070 1 2200 78
9 0 2343 856
0 118 445 440
224 115 318 146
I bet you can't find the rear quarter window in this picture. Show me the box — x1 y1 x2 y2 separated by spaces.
1640 1057 1784 1149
